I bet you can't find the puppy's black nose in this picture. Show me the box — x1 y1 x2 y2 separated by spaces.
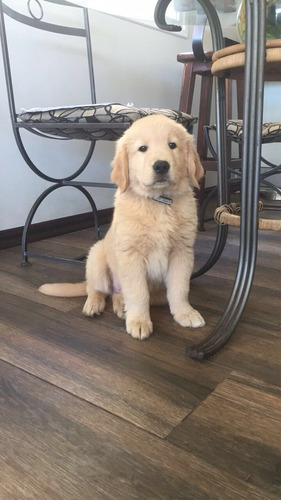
153 160 170 175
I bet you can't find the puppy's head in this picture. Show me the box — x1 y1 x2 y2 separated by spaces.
111 115 204 195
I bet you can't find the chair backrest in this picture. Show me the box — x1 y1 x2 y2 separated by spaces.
0 0 96 125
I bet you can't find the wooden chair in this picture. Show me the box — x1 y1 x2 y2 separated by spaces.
177 19 244 210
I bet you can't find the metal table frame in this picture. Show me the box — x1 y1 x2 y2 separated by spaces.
155 0 266 359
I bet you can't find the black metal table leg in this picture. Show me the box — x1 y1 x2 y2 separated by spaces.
188 0 266 359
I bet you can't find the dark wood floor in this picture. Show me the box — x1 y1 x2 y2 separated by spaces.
1 213 281 499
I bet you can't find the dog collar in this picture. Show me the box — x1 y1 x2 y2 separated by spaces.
151 195 173 205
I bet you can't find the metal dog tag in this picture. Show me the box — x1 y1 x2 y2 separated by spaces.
151 196 173 205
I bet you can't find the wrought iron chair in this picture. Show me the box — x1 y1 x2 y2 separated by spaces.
0 0 196 265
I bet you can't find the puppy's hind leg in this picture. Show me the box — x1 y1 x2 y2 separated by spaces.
83 241 110 317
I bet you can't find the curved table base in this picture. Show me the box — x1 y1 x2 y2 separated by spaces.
188 0 266 359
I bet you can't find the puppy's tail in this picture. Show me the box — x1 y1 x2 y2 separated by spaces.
38 281 87 297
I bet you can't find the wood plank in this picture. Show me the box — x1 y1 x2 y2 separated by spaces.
0 361 279 500
189 274 281 331
0 246 85 313
195 237 281 290
208 322 281 387
168 371 281 498
0 290 229 438
1 209 281 498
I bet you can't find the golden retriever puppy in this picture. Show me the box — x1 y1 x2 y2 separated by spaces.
39 115 205 339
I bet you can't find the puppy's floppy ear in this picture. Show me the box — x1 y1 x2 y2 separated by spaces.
111 136 129 193
186 138 204 189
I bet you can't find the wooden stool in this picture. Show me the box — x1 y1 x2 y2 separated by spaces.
177 49 244 206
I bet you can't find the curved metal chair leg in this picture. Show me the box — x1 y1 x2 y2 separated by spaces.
261 178 281 197
188 0 266 359
21 184 59 265
198 185 218 231
192 224 228 279
21 183 100 266
187 0 229 281
74 185 100 240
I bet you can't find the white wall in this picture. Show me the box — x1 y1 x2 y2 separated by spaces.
0 2 192 231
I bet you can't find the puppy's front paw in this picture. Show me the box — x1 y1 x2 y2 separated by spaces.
126 318 153 340
174 306 205 328
83 292 106 317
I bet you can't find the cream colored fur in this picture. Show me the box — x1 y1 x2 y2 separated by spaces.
39 115 205 339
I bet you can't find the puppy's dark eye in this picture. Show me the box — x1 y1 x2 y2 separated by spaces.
138 145 148 152
169 142 177 150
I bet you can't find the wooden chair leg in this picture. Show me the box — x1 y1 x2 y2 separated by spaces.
197 74 213 158
178 62 196 114
236 78 244 119
225 78 232 120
